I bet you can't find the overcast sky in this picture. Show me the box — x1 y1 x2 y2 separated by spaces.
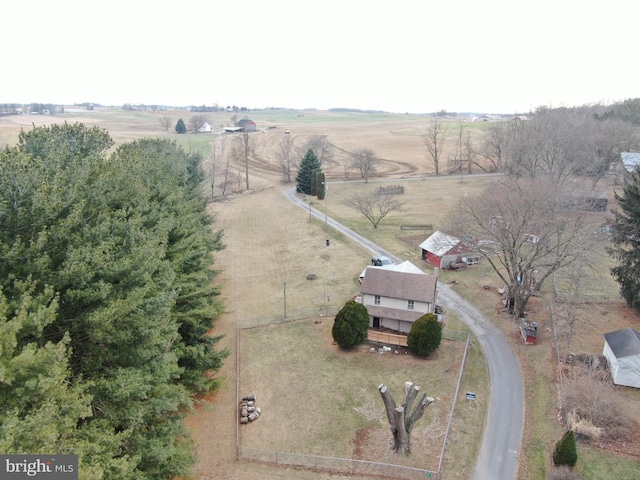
3 0 638 114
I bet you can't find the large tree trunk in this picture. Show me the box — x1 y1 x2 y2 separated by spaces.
378 382 434 454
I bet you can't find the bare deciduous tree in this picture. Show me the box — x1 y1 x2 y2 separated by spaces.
189 115 209 133
159 116 172 131
275 134 296 183
475 120 516 172
221 152 232 196
549 252 598 358
378 382 434 454
462 129 476 174
203 137 225 199
303 135 334 167
349 148 379 183
240 131 252 189
454 176 596 317
447 125 475 178
347 190 404 228
422 117 449 175
505 109 640 186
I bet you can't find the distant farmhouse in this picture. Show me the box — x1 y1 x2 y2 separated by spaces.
198 122 213 133
472 114 502 122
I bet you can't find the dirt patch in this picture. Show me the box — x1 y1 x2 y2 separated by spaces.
351 426 376 459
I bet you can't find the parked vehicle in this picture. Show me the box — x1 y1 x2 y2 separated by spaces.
371 256 393 266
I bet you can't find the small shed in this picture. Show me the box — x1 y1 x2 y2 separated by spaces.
603 327 640 388
519 318 538 345
419 231 477 269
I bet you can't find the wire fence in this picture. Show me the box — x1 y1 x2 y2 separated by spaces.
235 310 473 480
238 447 438 479
238 306 340 329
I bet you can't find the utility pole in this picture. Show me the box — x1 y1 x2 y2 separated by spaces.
323 181 328 227
283 282 287 319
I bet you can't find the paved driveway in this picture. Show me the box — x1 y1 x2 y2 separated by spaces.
284 187 523 479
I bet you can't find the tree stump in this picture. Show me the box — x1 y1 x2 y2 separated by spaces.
378 382 434 454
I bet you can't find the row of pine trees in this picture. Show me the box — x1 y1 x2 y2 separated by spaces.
0 123 227 479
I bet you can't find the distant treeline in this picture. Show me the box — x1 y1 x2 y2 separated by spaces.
329 107 386 114
0 103 65 115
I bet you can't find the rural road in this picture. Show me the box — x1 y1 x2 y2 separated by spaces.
284 186 523 480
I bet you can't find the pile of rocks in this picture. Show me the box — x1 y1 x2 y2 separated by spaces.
239 394 261 424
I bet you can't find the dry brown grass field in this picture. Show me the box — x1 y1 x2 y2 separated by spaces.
2 108 640 479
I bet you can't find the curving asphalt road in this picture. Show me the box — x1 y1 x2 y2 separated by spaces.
284 186 523 480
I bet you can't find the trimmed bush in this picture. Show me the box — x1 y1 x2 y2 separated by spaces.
553 430 578 468
332 300 369 349
407 313 442 356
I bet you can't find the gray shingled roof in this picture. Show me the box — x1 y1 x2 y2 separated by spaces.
603 327 640 359
360 268 437 303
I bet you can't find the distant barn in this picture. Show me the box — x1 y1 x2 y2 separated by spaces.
236 118 257 132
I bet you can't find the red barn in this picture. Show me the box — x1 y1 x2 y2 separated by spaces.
419 231 477 269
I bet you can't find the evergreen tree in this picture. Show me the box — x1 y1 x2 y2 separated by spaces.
17 121 113 173
114 138 228 392
553 430 578 467
317 171 326 200
610 170 640 312
332 299 369 349
295 149 321 194
175 118 187 134
310 169 319 196
0 124 227 479
0 283 92 456
407 313 442 356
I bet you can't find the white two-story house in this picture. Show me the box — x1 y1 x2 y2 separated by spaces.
359 267 438 334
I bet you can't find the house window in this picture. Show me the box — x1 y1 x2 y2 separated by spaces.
407 300 414 310
374 295 380 305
